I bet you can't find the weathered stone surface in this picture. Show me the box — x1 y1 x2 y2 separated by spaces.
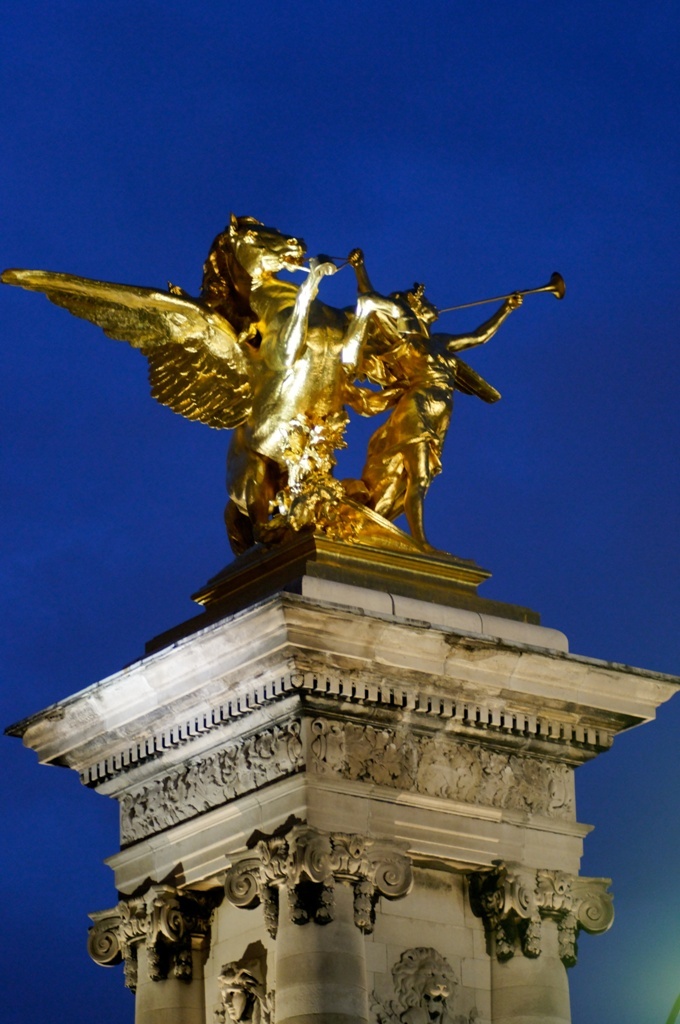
12 590 677 791
120 720 304 844
11 582 679 1024
309 719 573 820
88 885 218 991
118 714 573 845
469 862 613 966
372 946 477 1024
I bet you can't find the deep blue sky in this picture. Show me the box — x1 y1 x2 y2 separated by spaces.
2 4 679 1023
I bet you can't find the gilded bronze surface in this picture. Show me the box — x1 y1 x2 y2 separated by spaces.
2 214 563 558
350 263 522 551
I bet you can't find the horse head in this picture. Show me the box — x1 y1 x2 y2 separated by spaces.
227 214 306 279
201 214 306 334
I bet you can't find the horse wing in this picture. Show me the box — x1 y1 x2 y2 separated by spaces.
2 268 253 429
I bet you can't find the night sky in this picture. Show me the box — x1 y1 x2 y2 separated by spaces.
2 5 679 1023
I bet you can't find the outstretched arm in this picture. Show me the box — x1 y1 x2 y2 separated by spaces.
345 381 403 417
442 293 523 353
347 248 374 294
341 248 420 368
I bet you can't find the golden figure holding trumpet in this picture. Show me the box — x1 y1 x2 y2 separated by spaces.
2 214 564 557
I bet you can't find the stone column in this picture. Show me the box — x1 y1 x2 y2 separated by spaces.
488 921 570 1024
88 885 216 1024
469 863 613 1024
275 881 368 1024
133 939 206 1024
225 825 413 1024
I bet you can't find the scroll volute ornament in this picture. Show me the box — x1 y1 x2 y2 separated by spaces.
536 870 614 967
469 861 613 967
224 825 412 936
88 885 219 990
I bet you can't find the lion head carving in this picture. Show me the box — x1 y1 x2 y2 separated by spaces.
391 947 458 1024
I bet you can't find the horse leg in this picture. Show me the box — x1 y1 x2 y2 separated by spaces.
244 456 283 543
224 500 254 556
279 258 337 365
226 432 277 548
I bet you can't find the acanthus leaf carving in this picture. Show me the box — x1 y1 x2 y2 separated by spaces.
119 716 573 847
88 885 219 990
536 870 613 967
309 718 573 821
353 877 376 933
469 862 613 967
120 720 304 844
225 825 412 936
468 861 540 962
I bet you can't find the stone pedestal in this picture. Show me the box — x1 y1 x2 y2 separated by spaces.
9 551 679 1024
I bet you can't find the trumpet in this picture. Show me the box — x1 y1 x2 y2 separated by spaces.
438 271 565 313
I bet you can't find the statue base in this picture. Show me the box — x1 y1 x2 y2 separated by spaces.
147 532 539 653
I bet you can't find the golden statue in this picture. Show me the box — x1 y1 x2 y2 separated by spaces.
2 215 564 559
348 254 522 551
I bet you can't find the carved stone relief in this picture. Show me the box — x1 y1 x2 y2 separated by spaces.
120 720 303 843
88 885 219 990
225 824 412 936
309 718 573 819
118 715 572 847
372 947 477 1024
468 862 613 966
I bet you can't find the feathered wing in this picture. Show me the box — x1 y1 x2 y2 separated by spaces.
453 358 501 403
2 268 253 429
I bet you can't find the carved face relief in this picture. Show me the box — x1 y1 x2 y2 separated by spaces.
223 985 253 1023
402 969 452 1024
420 979 451 1021
217 966 264 1024
372 947 468 1024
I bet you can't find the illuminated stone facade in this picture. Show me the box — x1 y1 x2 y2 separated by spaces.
12 574 678 1024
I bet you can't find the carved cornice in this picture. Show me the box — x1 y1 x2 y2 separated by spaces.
81 667 613 787
469 862 613 966
88 885 219 990
225 825 412 935
15 593 676 808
